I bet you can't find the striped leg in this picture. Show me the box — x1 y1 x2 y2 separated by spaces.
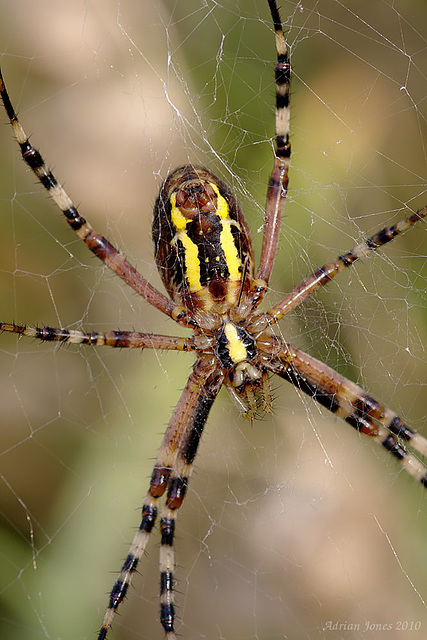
253 206 427 329
158 385 218 637
251 0 291 305
0 322 195 351
98 358 223 640
0 68 195 329
267 339 427 487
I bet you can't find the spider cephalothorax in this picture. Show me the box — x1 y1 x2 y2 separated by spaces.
212 316 270 418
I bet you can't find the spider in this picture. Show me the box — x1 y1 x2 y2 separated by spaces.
1 1 426 638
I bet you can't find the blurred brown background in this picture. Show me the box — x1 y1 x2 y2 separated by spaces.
0 1 426 639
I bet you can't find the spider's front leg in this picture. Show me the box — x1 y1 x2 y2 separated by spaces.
264 338 427 487
98 357 224 640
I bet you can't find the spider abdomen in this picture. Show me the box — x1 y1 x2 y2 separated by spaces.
153 166 254 313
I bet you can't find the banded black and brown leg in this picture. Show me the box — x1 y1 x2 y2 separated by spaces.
158 380 223 638
266 338 427 487
98 357 224 640
0 68 195 330
249 206 427 332
0 322 197 352
250 0 291 308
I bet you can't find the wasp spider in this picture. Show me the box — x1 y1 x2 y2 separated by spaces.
1 1 426 638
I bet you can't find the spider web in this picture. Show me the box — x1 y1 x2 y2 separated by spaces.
0 1 426 639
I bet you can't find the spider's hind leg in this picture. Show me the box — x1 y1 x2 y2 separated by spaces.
251 0 291 307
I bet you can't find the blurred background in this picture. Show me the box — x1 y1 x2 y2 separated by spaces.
0 1 426 639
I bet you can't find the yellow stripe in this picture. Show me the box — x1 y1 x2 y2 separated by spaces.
169 185 242 301
170 193 201 292
170 193 188 230
211 184 242 283
224 323 247 363
178 233 201 292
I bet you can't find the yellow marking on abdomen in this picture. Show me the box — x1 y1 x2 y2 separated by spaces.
176 232 201 292
170 194 188 230
211 184 242 283
170 193 201 293
169 186 243 308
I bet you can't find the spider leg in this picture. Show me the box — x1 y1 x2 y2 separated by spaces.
0 322 197 351
0 69 196 329
158 383 222 638
98 357 224 640
251 0 291 307
265 337 427 486
250 206 427 331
